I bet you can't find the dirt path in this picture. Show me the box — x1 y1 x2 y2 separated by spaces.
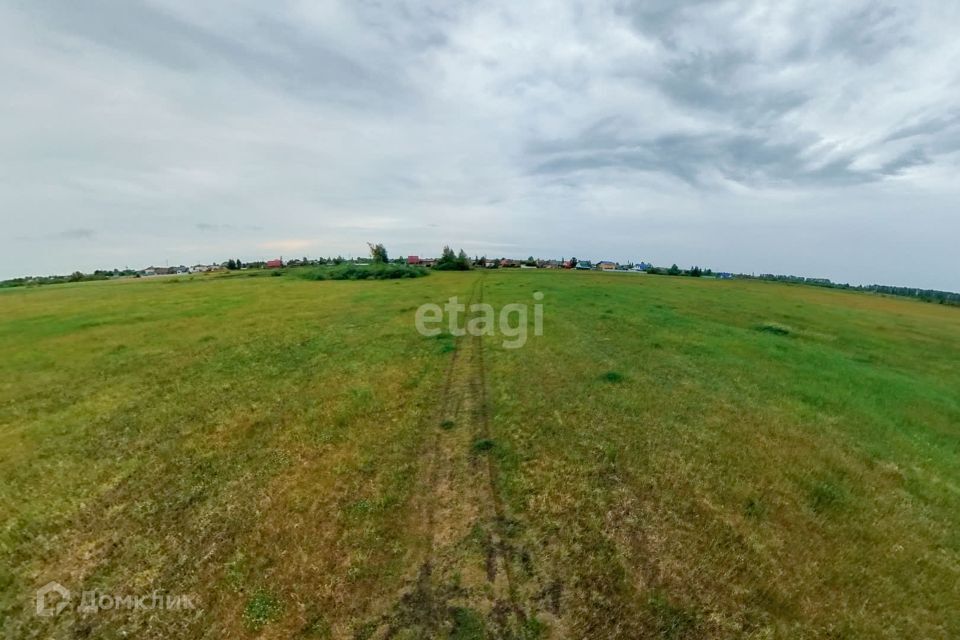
368 276 557 639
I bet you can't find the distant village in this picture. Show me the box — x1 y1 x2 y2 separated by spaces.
128 255 729 277
404 255 732 278
1 254 723 281
2 252 957 306
0 253 726 284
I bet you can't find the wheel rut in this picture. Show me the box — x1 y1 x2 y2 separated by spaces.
369 275 558 639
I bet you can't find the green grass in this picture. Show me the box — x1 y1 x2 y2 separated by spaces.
1 270 959 638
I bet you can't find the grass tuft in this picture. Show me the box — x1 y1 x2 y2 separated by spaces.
808 480 847 513
647 592 700 639
756 322 793 336
471 438 496 454
744 497 767 519
601 370 625 383
450 607 486 640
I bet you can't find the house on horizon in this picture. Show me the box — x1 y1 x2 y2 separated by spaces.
407 255 420 265
597 261 617 271
265 259 283 268
141 266 175 276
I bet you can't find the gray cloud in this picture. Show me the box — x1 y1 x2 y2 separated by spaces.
19 0 411 107
1 0 958 289
53 228 96 240
196 222 263 232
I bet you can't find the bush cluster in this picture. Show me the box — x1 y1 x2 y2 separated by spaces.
299 263 428 281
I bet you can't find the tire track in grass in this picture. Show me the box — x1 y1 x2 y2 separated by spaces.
370 276 552 638
469 281 561 637
367 277 480 638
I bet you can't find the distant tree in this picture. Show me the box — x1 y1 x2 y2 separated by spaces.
477 255 487 268
435 245 456 269
690 266 702 277
436 246 471 270
668 264 681 276
227 259 237 270
367 242 388 264
569 257 578 268
68 271 84 282
333 255 344 265
524 255 536 266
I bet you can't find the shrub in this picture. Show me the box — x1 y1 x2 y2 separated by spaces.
298 264 428 281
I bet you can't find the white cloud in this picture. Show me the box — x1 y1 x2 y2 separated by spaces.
0 0 958 288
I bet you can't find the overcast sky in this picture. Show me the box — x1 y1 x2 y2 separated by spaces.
2 1 958 289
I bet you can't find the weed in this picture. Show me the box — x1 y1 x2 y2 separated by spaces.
471 438 495 454
244 590 282 631
450 607 486 640
601 370 624 382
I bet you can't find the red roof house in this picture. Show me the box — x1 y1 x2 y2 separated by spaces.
265 259 283 268
407 255 420 265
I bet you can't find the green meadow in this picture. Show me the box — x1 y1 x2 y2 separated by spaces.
1 269 958 638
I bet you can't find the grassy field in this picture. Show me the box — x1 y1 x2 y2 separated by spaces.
1 269 958 638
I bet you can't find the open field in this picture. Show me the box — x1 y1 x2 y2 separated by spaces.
1 269 959 638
